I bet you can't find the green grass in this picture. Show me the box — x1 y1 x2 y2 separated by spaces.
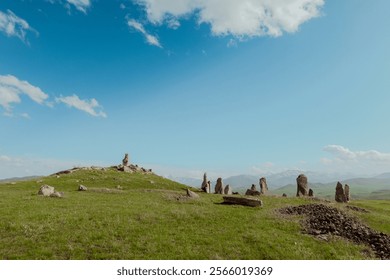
0 168 389 260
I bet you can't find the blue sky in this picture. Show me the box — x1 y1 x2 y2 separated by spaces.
1 0 390 179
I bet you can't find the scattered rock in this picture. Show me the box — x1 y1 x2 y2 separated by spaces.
116 185 123 190
38 185 55 196
215 178 223 194
346 205 369 213
50 191 63 198
296 174 308 197
224 184 232 195
186 189 200 199
260 177 268 194
280 203 390 259
78 185 88 191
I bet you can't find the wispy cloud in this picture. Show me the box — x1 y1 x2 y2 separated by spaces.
136 0 324 38
321 145 390 175
127 19 162 48
0 9 38 43
0 74 49 116
56 94 107 118
66 0 91 13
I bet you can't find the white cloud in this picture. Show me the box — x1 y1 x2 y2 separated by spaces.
120 3 126 10
127 18 162 48
66 0 91 13
56 94 107 118
20 113 31 119
321 145 390 175
0 74 49 114
135 0 324 38
0 9 37 43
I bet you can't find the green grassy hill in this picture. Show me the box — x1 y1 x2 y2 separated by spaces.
0 167 389 260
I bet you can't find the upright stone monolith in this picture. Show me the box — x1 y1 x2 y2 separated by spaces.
308 188 314 197
201 173 208 192
215 178 223 194
296 174 308 197
344 184 350 202
122 153 129 166
224 184 232 195
335 182 346 203
260 177 268 194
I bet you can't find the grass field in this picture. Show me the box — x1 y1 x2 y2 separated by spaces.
1 168 389 260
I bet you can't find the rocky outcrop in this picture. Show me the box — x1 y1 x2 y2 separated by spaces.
245 189 261 196
260 177 268 194
215 178 223 194
296 174 308 197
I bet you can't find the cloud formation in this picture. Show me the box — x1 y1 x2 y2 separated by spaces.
56 94 107 118
127 19 162 48
66 0 91 13
135 0 324 38
323 145 390 162
0 9 37 43
0 75 49 115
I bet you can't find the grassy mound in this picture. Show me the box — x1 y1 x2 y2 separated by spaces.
0 168 389 259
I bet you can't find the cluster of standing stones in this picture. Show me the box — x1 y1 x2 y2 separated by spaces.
199 172 352 203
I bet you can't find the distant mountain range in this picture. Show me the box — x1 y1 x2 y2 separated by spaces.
0 176 41 183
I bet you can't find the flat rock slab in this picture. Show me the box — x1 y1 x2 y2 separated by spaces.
223 196 263 207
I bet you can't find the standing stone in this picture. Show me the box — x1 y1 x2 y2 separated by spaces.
215 178 223 194
308 188 314 197
260 177 268 194
344 184 350 202
250 184 256 191
206 181 211 194
38 185 55 196
201 173 208 192
296 174 308 197
122 153 129 166
224 184 232 195
335 181 346 202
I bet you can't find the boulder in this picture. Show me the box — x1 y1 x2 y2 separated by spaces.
296 174 308 197
186 189 200 199
308 188 314 197
38 185 55 197
245 189 261 196
50 191 63 198
250 184 257 191
224 184 232 195
223 196 263 207
282 193 288 197
215 178 223 194
78 185 88 191
260 177 268 194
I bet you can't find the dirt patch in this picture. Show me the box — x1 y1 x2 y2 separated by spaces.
280 203 390 259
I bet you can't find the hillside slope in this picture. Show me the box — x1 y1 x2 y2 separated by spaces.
0 167 389 260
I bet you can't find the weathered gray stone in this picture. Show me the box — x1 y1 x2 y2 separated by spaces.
50 191 63 198
38 185 55 196
223 196 263 207
344 184 350 202
296 174 308 197
224 184 232 195
122 153 129 166
78 185 88 191
260 177 268 194
250 184 257 191
335 181 346 202
201 172 208 192
187 189 200 199
245 189 261 196
215 178 223 194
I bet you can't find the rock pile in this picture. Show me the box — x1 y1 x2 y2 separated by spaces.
280 203 390 259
